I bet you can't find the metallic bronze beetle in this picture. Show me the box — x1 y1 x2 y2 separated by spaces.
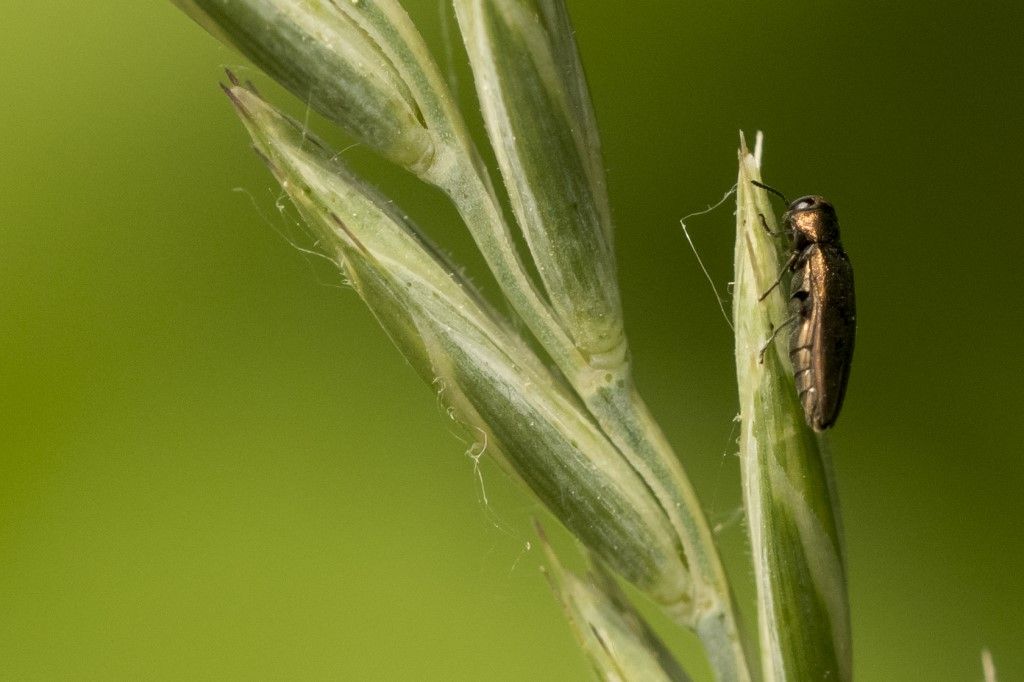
754 182 856 431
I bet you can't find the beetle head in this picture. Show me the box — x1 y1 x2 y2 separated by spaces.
785 195 839 247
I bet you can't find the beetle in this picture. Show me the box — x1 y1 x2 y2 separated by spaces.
752 181 856 431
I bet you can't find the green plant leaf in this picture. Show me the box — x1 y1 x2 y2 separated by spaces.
173 0 435 172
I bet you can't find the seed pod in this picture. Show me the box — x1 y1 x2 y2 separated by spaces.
173 0 435 173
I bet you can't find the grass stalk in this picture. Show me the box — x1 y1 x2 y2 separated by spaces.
172 3 853 680
734 133 851 681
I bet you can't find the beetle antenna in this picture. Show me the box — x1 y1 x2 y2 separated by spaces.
751 180 790 206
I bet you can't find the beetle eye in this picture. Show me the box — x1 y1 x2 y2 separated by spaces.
794 198 815 210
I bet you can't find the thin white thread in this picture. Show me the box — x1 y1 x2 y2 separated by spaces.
327 142 362 164
467 426 490 506
231 187 336 266
707 416 741 526
506 539 533 577
230 187 348 294
431 376 449 416
432 377 497 514
679 184 738 331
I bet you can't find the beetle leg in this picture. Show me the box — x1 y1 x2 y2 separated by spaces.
758 315 799 364
758 252 799 301
758 212 793 238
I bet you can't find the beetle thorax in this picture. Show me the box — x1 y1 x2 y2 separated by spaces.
787 200 840 248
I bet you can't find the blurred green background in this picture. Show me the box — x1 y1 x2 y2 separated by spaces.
2 2 1022 679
